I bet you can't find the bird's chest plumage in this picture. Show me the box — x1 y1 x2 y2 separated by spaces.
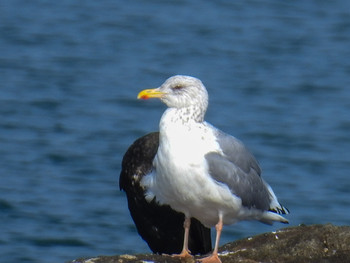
157 110 218 171
151 109 227 218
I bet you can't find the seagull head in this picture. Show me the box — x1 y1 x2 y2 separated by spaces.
138 75 209 113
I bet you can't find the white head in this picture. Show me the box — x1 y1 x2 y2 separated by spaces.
138 75 209 122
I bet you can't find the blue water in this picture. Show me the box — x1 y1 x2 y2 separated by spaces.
1 1 350 262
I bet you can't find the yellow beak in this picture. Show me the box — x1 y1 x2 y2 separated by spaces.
137 88 165 100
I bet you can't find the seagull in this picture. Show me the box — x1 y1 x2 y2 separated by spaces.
119 132 212 255
137 75 289 263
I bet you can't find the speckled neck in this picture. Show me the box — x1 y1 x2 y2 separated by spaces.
160 106 206 128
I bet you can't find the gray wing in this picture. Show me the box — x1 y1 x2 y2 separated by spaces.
214 129 261 175
205 130 270 211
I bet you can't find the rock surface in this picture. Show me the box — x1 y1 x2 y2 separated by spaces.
69 224 350 263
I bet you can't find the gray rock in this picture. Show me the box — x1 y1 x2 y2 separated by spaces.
69 224 350 263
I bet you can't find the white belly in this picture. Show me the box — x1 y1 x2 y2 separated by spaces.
141 115 243 227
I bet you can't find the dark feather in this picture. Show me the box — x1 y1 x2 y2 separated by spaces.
119 132 212 255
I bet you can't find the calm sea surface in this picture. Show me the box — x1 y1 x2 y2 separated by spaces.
1 1 350 262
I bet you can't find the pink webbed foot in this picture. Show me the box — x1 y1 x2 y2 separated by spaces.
198 253 221 263
172 249 193 260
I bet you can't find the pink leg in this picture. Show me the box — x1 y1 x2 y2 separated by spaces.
172 216 193 259
198 215 223 263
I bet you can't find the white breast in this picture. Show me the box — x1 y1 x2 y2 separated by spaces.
141 108 242 226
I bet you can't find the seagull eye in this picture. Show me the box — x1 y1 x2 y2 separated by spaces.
172 85 184 90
